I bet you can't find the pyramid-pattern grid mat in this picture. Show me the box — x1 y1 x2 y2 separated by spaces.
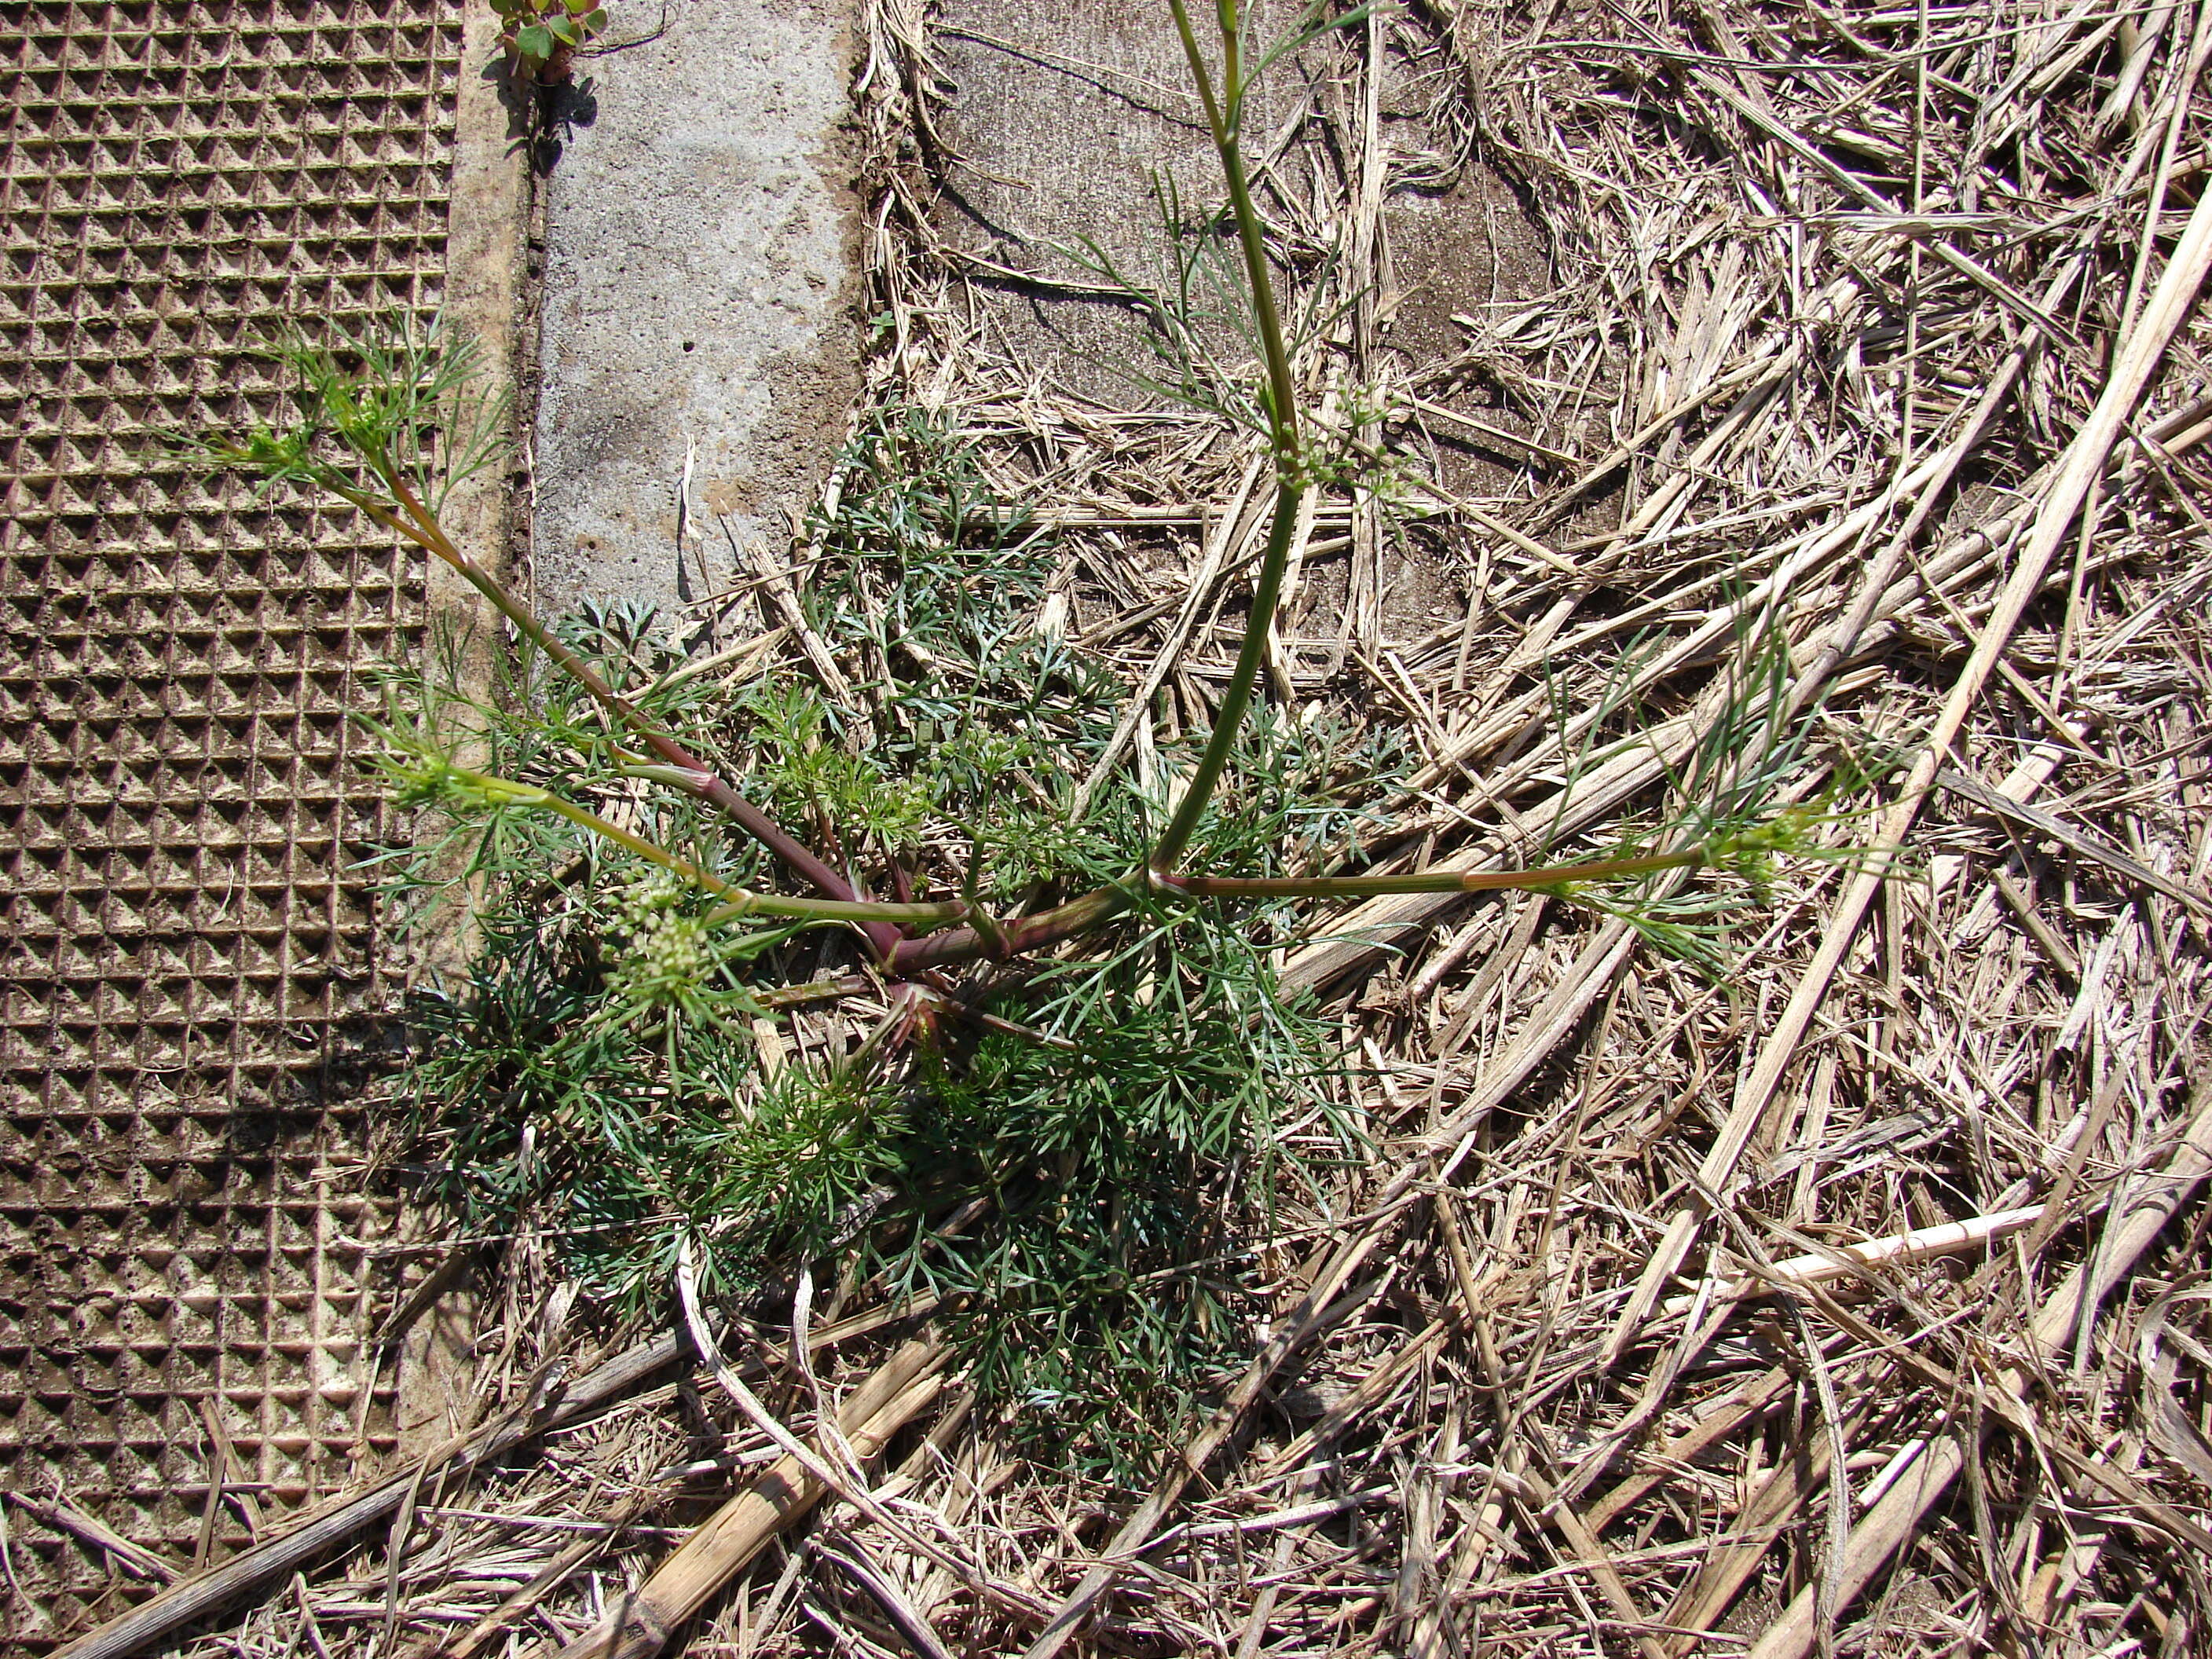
0 0 459 1638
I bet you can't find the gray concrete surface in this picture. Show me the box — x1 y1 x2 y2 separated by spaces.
932 1 1547 424
530 0 860 622
932 0 1225 408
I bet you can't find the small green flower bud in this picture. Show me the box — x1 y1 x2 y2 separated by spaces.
608 875 714 1003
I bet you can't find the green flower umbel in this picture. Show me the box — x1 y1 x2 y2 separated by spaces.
608 874 714 1005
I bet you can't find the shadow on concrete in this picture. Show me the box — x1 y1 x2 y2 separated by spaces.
535 76 599 174
485 49 599 176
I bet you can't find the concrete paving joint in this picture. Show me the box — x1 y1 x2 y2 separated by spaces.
529 0 863 624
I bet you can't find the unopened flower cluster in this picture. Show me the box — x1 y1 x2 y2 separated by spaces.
608 872 712 1002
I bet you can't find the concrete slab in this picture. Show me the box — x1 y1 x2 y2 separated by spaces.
932 2 1548 432
529 0 860 622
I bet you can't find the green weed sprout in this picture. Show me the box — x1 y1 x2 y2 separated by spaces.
208 1 1861 1469
492 0 606 86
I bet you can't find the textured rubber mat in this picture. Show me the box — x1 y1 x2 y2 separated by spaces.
0 0 459 1636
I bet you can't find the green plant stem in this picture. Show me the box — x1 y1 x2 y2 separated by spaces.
888 848 1713 975
445 763 965 929
1169 1 1299 460
1148 0 1305 878
1167 846 1711 900
343 470 904 958
1148 476 1305 875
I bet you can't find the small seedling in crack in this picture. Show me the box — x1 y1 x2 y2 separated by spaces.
492 0 607 85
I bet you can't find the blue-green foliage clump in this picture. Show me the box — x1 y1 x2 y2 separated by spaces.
384 411 1401 1480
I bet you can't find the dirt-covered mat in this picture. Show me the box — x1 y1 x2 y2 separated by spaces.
71 0 2212 1655
0 2 463 1644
